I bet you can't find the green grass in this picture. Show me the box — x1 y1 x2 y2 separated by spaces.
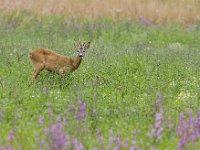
1 12 200 149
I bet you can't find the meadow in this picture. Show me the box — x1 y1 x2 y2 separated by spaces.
1 1 200 150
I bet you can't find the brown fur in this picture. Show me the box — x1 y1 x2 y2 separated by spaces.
29 42 90 80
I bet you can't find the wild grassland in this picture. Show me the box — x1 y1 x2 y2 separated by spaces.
0 0 200 24
1 12 200 149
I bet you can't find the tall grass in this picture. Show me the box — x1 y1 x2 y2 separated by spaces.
1 13 200 149
0 0 200 24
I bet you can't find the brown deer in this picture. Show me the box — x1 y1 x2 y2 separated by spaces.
28 42 91 80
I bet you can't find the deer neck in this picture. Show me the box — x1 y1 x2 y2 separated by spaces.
71 55 82 71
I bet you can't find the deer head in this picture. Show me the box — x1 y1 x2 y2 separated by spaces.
75 42 91 57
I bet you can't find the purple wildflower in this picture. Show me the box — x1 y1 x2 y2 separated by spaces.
194 109 200 135
130 147 135 150
187 110 195 144
130 130 140 150
96 129 104 149
0 144 12 150
7 130 14 141
92 147 98 150
48 107 53 116
177 112 185 135
62 113 68 126
109 129 114 148
43 128 50 134
131 130 136 148
177 112 187 150
115 137 121 147
122 138 129 148
5 144 12 150
71 137 85 150
151 92 164 142
68 104 75 112
76 96 86 120
138 16 151 26
176 109 200 150
50 122 67 150
56 116 61 123
38 115 44 126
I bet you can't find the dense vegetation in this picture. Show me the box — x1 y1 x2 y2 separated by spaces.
1 13 200 149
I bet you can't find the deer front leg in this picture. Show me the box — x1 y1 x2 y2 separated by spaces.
31 64 44 80
59 67 65 75
59 67 72 77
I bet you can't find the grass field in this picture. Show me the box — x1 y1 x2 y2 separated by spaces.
1 7 200 150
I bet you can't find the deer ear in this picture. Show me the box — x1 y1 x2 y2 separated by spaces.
84 42 91 50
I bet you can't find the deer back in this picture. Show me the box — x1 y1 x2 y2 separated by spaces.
29 48 71 72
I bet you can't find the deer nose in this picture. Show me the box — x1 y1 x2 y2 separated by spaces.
79 53 83 57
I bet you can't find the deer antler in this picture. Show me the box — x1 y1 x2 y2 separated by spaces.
82 42 86 47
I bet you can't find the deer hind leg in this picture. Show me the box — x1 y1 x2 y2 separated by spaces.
31 63 44 80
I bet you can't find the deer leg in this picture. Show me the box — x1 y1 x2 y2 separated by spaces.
31 64 44 80
59 69 64 75
59 67 65 75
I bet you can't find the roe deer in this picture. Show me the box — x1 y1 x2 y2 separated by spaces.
28 42 91 80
